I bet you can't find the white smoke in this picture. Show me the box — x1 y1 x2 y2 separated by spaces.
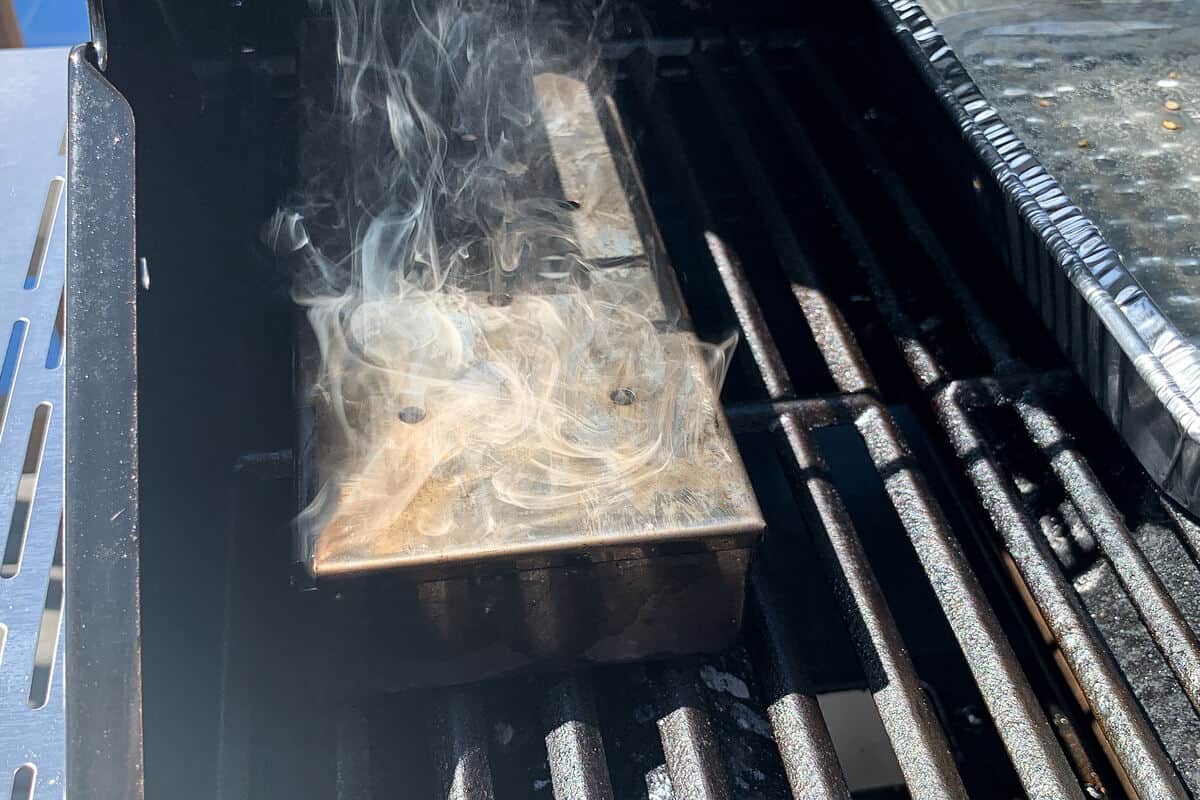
267 0 738 570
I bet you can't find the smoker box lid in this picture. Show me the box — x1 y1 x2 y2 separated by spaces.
295 305 766 581
297 378 765 582
291 65 765 581
306 512 762 581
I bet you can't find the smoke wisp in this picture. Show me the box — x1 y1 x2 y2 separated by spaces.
268 0 741 571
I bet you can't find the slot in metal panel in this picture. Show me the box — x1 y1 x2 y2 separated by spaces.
0 45 68 800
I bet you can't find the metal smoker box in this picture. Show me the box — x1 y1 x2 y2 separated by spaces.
287 22 765 679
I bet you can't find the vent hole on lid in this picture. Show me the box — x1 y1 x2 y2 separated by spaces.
398 406 426 424
610 387 636 406
2 403 52 579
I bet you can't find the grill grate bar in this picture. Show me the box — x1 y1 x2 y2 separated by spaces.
936 386 1189 799
702 232 795 399
782 34 1193 797
628 46 969 799
1015 396 1200 715
744 568 851 800
725 371 1075 432
1164 500 1200 568
850 398 1086 799
542 676 614 800
432 689 496 800
782 21 1180 563
779 37 1023 379
779 410 965 798
686 39 1085 800
624 48 795 400
689 50 875 397
655 667 732 800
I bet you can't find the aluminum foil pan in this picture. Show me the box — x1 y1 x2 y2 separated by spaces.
876 0 1200 515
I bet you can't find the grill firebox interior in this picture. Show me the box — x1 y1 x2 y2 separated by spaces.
91 0 1200 797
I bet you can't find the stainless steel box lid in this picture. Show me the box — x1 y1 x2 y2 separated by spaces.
283 40 764 580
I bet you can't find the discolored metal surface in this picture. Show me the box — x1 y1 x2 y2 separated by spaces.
297 62 763 581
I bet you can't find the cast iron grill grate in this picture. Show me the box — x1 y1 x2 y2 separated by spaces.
212 25 1200 800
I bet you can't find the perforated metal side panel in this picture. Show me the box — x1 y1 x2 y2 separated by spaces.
0 46 68 799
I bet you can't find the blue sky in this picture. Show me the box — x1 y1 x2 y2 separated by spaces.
14 0 89 48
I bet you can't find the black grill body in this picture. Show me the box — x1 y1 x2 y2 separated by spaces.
65 1 1200 798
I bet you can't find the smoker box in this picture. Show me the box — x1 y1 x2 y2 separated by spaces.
881 0 1200 516
285 16 765 670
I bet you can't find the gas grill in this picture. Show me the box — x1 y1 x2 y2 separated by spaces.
49 0 1200 798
